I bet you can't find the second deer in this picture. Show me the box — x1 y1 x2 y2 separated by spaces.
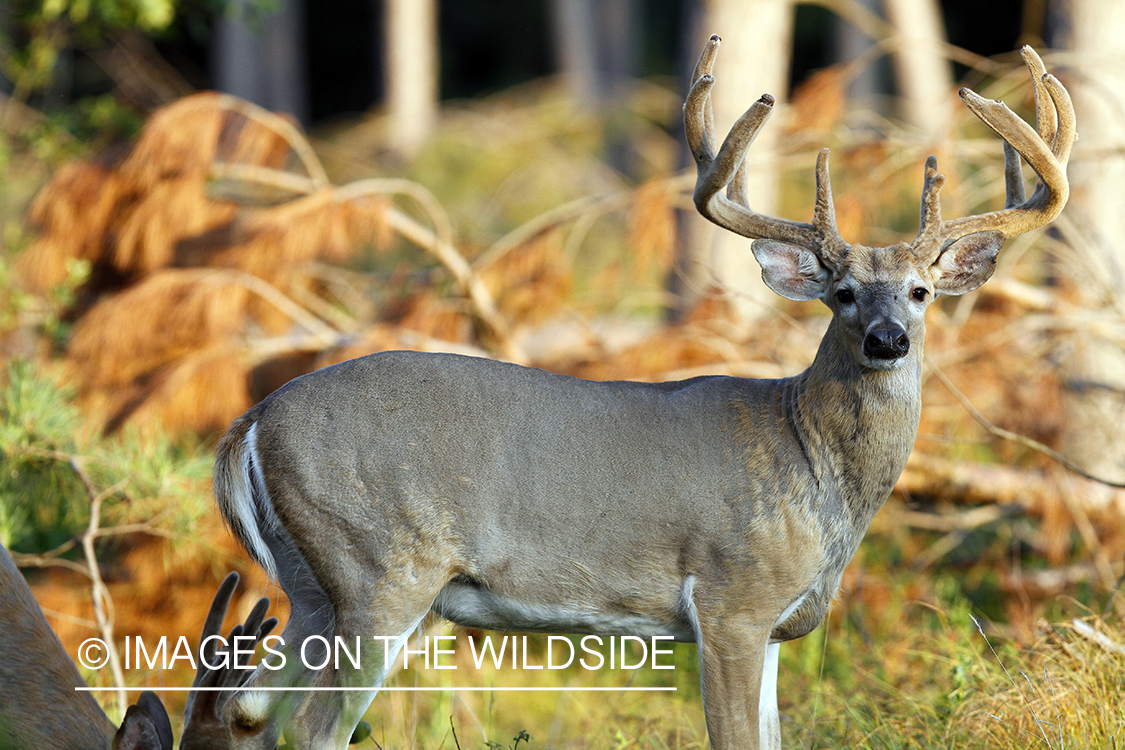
0 543 276 750
212 39 1073 750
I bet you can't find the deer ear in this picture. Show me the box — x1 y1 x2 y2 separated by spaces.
751 240 828 301
113 694 172 750
932 231 1005 296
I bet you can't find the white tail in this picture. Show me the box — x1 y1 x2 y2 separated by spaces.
0 544 276 749
213 40 1073 750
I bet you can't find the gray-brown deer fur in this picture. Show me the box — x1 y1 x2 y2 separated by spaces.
212 38 1074 750
0 543 276 750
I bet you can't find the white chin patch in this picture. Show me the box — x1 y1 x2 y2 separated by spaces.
864 356 907 371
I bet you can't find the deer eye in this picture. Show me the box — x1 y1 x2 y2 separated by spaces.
911 287 929 302
834 288 855 305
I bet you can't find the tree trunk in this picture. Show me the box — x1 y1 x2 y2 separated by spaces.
383 0 439 158
550 0 638 108
212 0 308 123
0 2 12 96
835 0 883 112
1046 0 1125 487
678 0 795 322
882 0 953 140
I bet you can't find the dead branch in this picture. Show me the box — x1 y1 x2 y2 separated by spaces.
899 452 1053 508
71 457 128 718
7 552 90 577
383 202 519 360
1069 618 1125 657
926 358 1125 489
7 445 191 713
210 162 517 360
214 94 329 186
895 503 1020 533
208 267 340 343
474 190 634 271
1003 563 1125 602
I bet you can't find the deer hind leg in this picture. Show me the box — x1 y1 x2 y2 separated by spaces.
281 540 452 749
282 602 433 750
223 534 335 749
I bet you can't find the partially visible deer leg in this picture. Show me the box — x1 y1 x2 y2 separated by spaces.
759 642 782 750
280 541 449 748
694 605 774 750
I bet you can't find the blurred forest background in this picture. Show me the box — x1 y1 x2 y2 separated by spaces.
1 0 1124 747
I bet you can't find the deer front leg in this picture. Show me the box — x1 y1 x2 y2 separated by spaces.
760 641 782 749
694 610 778 750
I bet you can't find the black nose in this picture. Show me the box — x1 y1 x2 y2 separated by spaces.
864 327 909 360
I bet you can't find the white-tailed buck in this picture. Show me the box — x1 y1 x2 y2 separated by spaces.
213 39 1073 749
0 543 276 750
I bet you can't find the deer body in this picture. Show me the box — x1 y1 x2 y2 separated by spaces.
215 39 1073 750
0 545 117 749
230 336 916 639
217 260 926 749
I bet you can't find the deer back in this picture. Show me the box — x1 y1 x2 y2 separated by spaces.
0 545 275 750
0 545 118 750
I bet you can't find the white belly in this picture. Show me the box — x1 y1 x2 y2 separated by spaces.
431 580 695 642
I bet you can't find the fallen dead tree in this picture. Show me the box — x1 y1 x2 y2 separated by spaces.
18 93 537 433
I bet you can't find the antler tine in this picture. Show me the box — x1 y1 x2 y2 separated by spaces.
1022 46 1058 154
180 573 278 750
811 148 845 251
685 34 721 161
188 572 239 691
685 35 846 260
1001 141 1026 208
918 155 945 236
692 92 775 212
924 46 1074 247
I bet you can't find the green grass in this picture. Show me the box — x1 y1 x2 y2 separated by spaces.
342 565 1124 750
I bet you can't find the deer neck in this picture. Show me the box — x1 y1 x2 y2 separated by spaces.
787 317 923 534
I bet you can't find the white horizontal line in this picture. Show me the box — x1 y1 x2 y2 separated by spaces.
76 686 676 693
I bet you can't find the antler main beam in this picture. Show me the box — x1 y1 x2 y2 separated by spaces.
918 46 1075 251
684 35 847 261
688 37 1074 268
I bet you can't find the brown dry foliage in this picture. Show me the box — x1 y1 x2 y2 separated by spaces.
786 65 848 139
909 288 1125 566
121 93 293 191
19 93 410 433
386 289 474 343
628 177 677 282
480 229 572 323
21 93 298 291
63 271 256 430
920 294 1067 465
202 190 393 282
556 294 740 381
118 345 255 436
112 181 239 276
564 330 728 381
66 270 252 391
20 157 127 290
